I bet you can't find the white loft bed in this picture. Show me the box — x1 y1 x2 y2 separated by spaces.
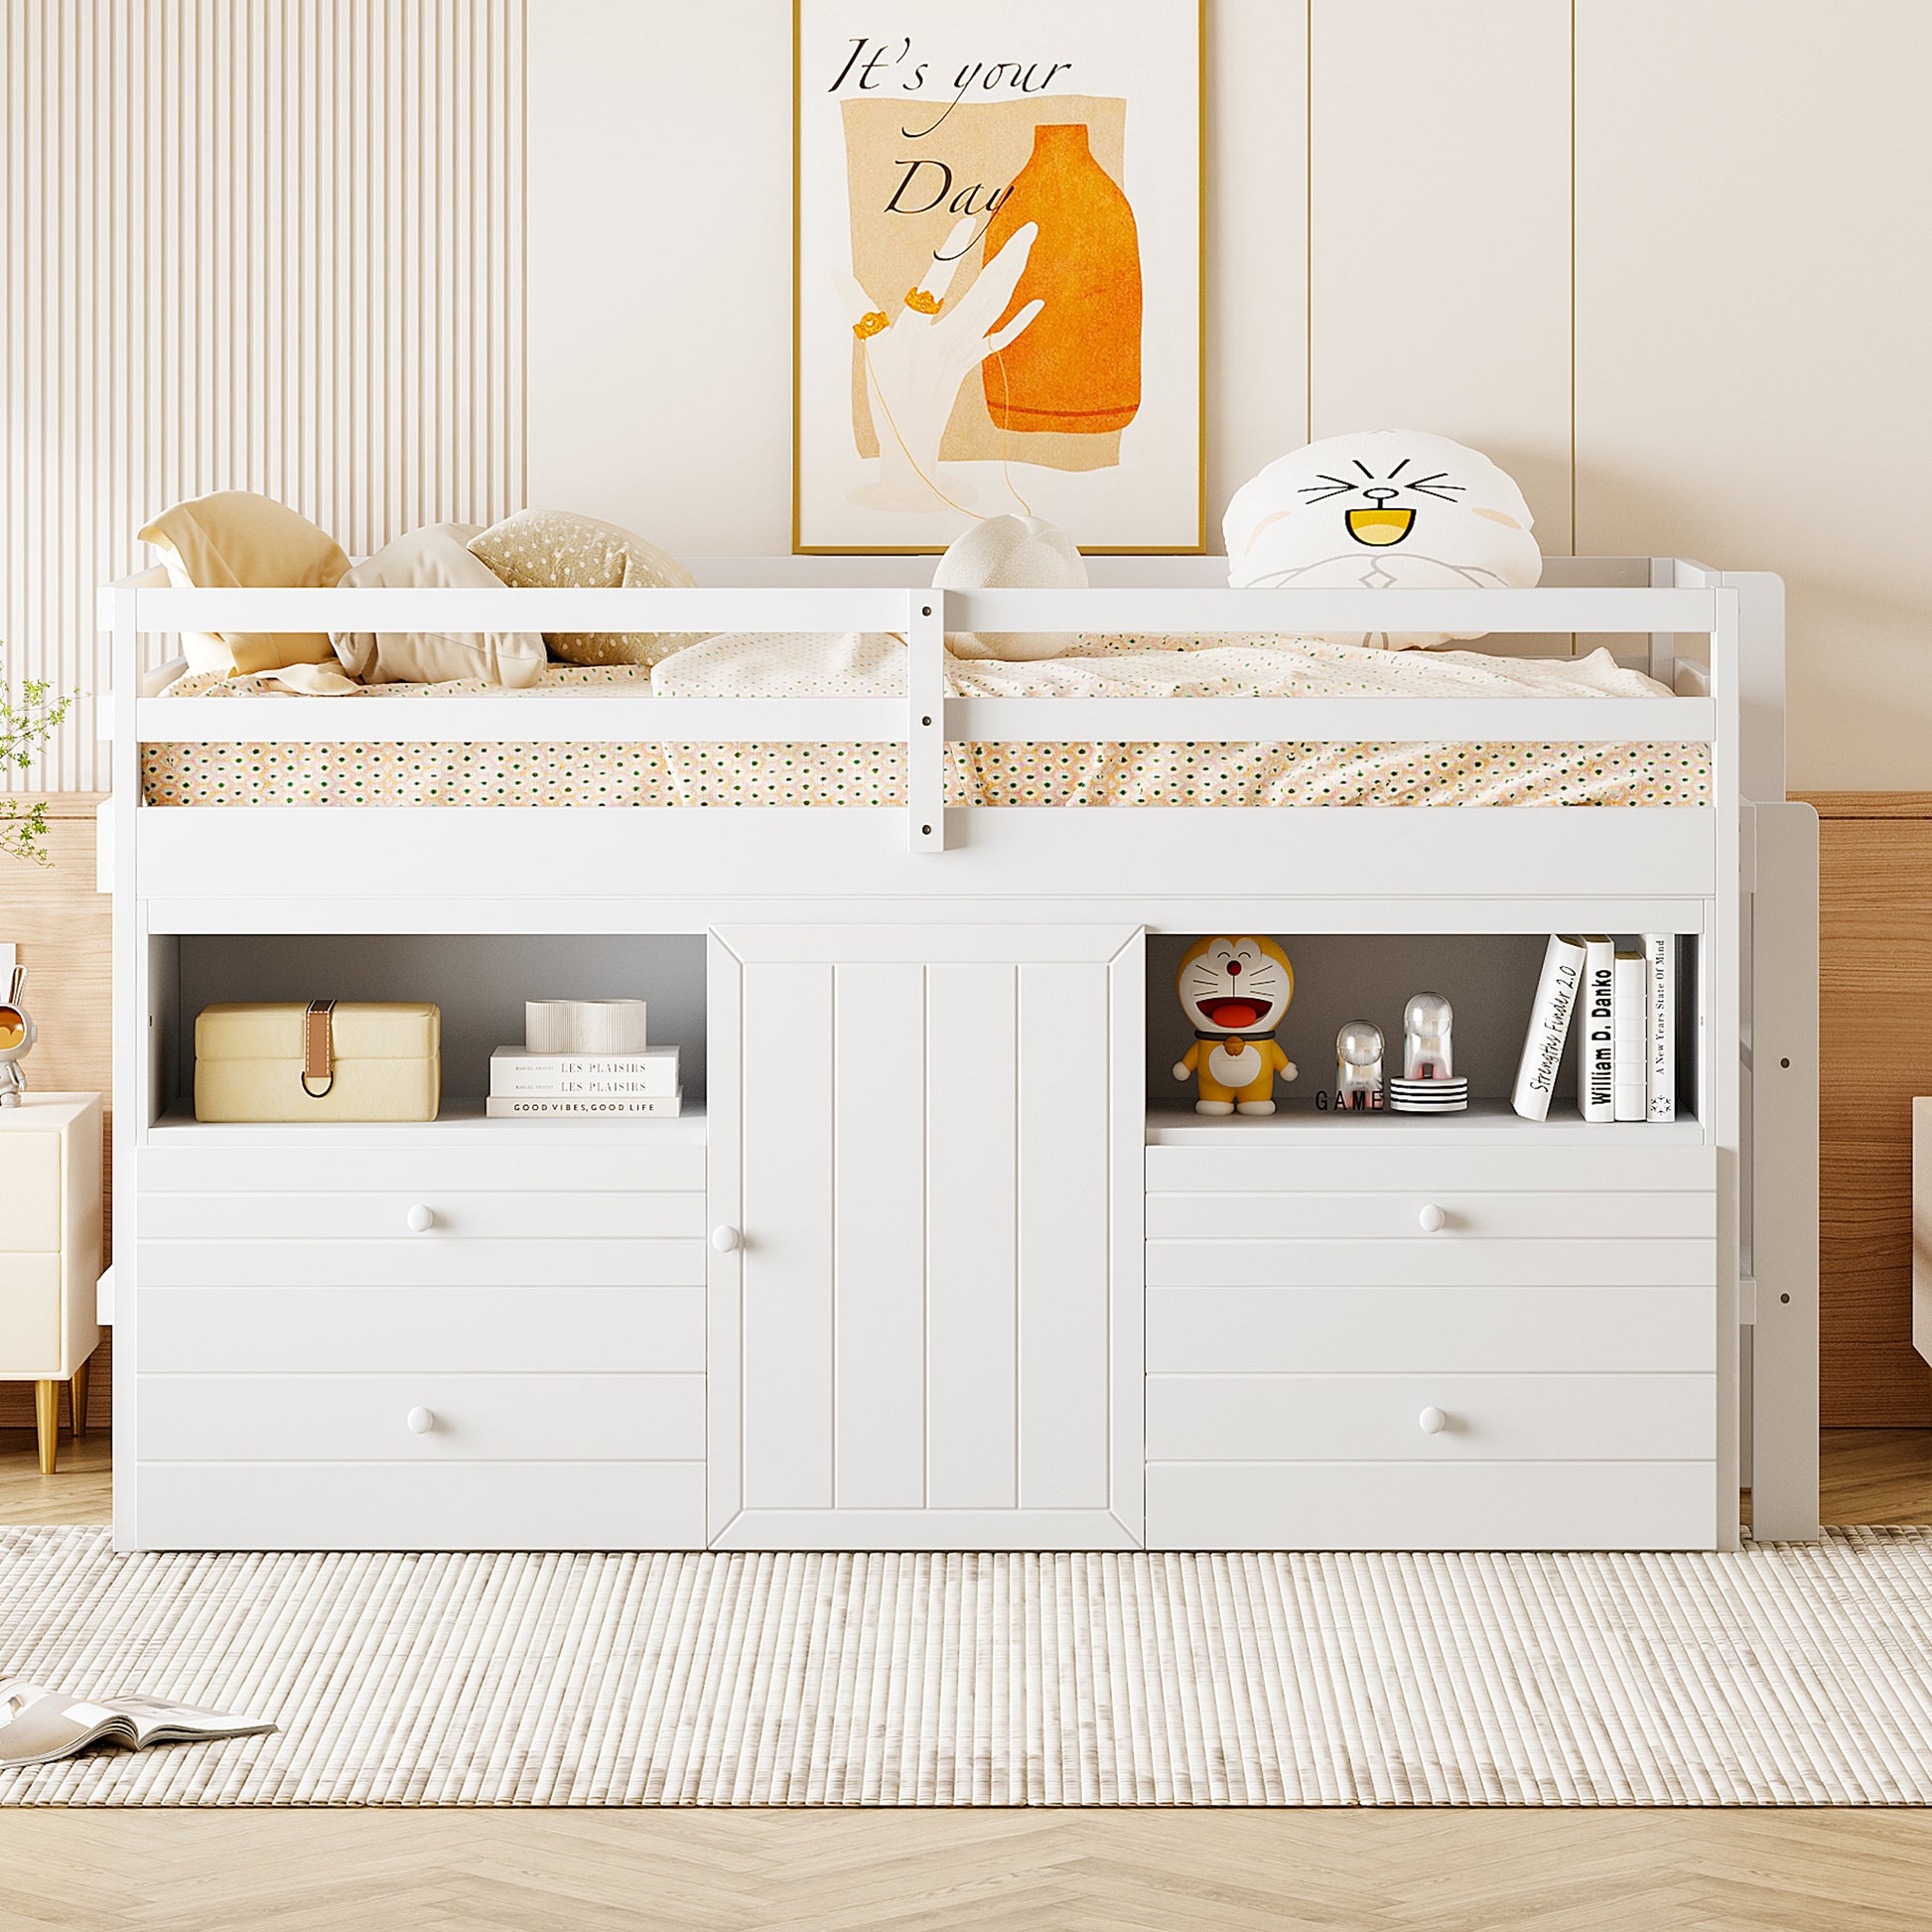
98 555 1820 1556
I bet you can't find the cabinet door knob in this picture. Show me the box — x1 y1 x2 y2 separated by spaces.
406 1406 436 1435
710 1225 742 1253
1417 1203 1447 1234
1419 1406 1448 1435
406 1203 436 1234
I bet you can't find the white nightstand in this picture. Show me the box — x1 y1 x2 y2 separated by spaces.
0 1094 103 1474
1915 1098 1931 1407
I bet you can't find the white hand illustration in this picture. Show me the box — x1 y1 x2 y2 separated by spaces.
843 216 1044 512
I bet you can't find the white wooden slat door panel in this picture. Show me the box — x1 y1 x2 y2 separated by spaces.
709 927 1143 1549
1017 964 1111 1511
925 964 1018 1511
739 961 835 1511
833 964 927 1510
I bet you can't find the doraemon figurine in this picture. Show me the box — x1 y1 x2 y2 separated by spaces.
1173 936 1297 1116
0 965 36 1108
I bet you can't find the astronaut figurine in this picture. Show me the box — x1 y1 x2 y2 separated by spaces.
1403 993 1453 1081
0 966 36 1108
1335 1021 1385 1111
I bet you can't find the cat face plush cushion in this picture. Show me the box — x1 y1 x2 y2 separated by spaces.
1223 431 1541 647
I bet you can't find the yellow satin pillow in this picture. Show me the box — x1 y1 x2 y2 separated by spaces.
139 491 349 676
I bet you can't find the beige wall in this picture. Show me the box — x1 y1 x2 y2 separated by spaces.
4 2 1926 790
529 0 1932 789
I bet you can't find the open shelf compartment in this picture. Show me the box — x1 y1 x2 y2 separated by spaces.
141 931 707 1136
1146 928 1705 1142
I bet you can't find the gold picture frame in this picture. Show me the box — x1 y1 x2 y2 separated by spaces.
792 0 1206 555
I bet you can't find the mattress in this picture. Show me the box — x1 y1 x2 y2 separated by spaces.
140 632 1710 810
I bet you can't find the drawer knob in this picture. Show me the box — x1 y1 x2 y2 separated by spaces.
1419 1406 1448 1436
406 1203 436 1234
1417 1203 1447 1234
406 1406 436 1435
710 1224 742 1253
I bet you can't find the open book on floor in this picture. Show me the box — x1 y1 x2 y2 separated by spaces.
0 1679 275 1767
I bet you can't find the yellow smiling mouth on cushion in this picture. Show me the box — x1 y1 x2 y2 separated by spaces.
1345 506 1415 546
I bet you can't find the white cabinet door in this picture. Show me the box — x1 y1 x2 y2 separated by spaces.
707 925 1144 1550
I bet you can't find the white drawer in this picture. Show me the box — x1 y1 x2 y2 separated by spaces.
1147 1144 1716 1195
142 1286 705 1373
0 1136 60 1250
140 1372 705 1462
1145 1460 1719 1551
1147 1238 1714 1288
132 1460 707 1550
1148 1286 1715 1373
1147 1372 1715 1462
138 1236 705 1289
141 1190 706 1242
0 1253 59 1365
140 1143 704 1194
1147 1191 1715 1241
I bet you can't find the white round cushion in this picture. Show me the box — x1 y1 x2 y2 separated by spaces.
932 515 1087 662
1223 430 1542 647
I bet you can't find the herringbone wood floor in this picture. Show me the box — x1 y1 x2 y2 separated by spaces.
4 1430 1930 1930
5 1808 1932 1931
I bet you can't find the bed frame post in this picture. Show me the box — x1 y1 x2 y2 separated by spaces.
907 590 946 854
1710 587 1744 1551
107 582 142 1551
1724 562 1817 1542
1647 558 1677 688
1747 800 1820 1541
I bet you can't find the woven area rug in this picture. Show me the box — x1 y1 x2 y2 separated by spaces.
3 1526 1932 1806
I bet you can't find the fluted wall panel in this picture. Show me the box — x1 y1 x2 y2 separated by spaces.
0 0 524 791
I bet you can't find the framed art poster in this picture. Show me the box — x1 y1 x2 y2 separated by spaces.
794 0 1203 554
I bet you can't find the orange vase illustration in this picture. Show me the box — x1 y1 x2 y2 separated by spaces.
980 122 1143 436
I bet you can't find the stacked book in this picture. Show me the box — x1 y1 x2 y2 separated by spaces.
1510 933 1678 1124
486 998 681 1117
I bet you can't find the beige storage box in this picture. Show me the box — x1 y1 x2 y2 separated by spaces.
195 1002 441 1122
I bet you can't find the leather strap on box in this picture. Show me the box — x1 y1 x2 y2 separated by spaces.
301 1000 337 1098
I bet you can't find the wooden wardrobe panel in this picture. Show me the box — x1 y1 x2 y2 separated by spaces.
1803 798 1932 1425
1309 2 1573 554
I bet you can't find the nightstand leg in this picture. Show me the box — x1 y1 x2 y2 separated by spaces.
70 1357 91 1439
34 1381 58 1476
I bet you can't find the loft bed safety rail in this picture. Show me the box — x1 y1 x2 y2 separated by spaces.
102 571 1739 855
